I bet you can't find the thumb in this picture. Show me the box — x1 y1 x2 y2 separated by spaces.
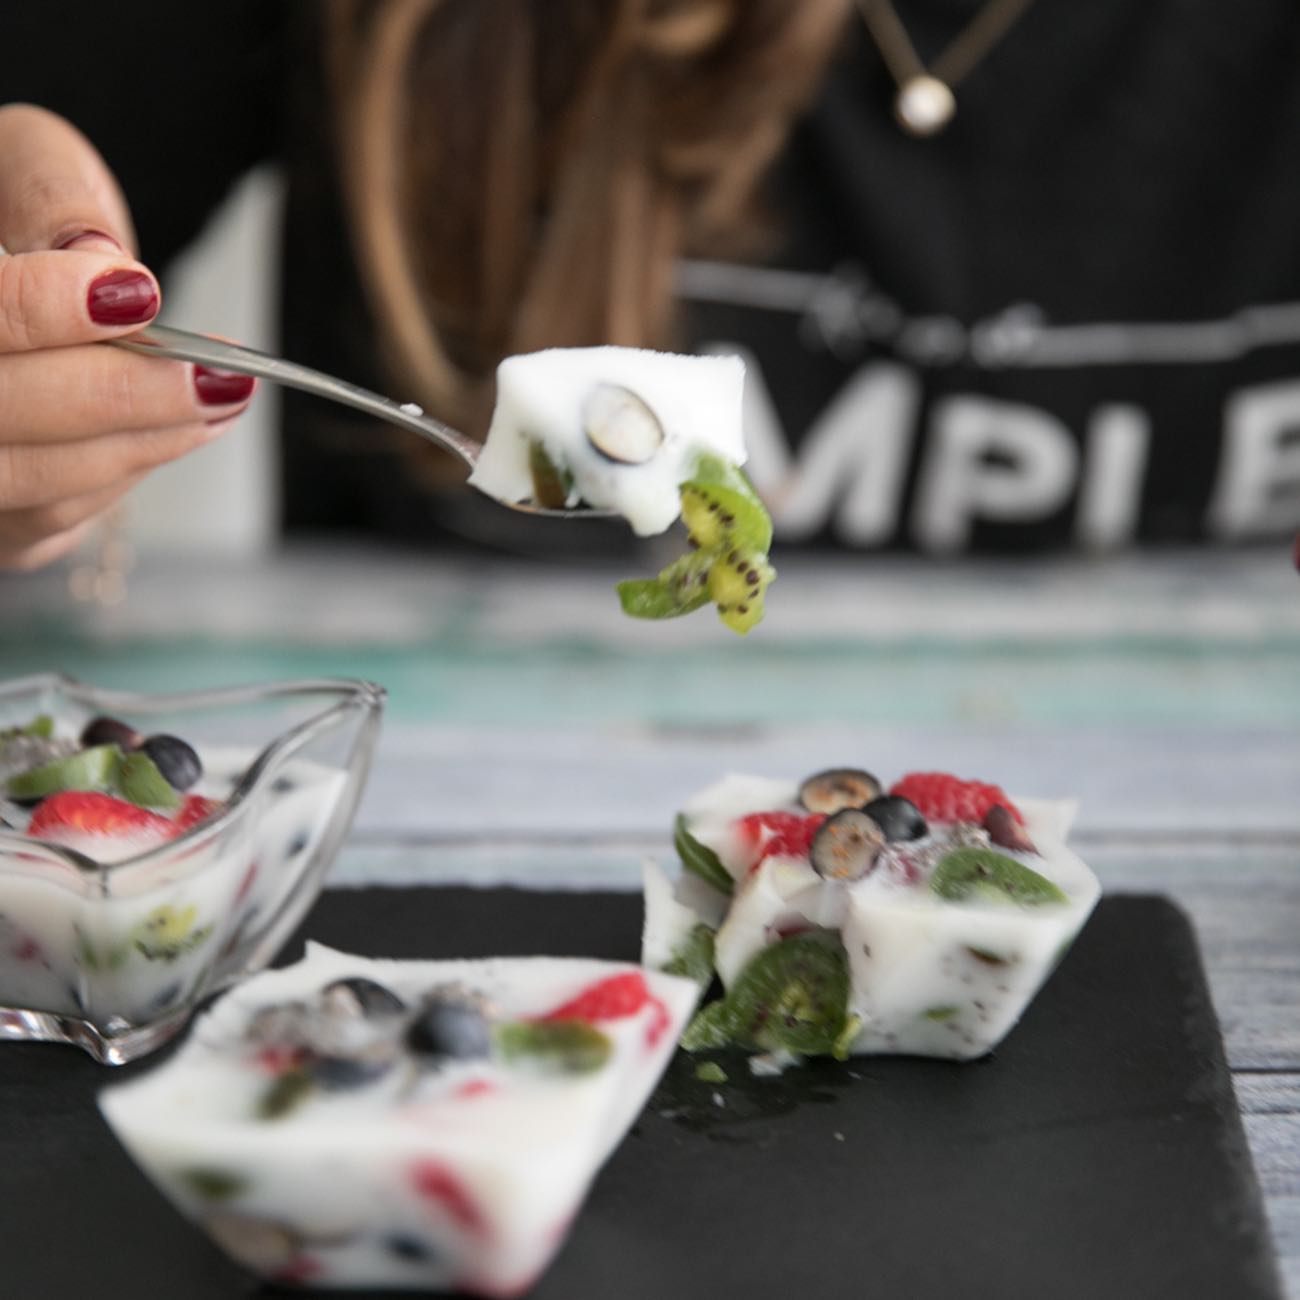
0 103 137 255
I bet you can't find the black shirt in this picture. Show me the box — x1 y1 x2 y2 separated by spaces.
6 0 1300 554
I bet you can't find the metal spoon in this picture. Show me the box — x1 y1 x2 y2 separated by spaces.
113 323 613 520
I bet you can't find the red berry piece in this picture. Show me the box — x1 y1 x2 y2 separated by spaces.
541 971 652 1023
411 1159 489 1237
174 795 222 833
888 772 1023 827
27 791 178 844
540 971 671 1047
271 1256 324 1286
984 804 1037 854
735 810 827 871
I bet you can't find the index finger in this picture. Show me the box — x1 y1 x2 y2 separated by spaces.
0 103 135 254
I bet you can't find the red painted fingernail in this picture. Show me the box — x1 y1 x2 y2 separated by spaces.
193 365 256 406
57 229 124 252
87 269 159 326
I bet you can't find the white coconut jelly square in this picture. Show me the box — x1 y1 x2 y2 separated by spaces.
468 346 746 535
99 944 698 1296
645 775 1100 1062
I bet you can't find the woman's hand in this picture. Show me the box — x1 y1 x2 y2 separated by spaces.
0 104 258 570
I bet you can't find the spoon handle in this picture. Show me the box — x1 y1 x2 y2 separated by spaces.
113 323 481 468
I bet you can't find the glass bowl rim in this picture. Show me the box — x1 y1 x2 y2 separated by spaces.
0 672 385 879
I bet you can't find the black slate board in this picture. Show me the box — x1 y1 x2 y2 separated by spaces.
0 891 1281 1300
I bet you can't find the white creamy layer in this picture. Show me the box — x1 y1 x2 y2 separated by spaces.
468 347 747 535
100 945 698 1295
0 747 347 1023
646 774 1100 1061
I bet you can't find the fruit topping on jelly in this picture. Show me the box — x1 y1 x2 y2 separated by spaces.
809 809 884 882
406 990 493 1062
889 771 1024 827
583 383 666 464
648 766 1100 1063
0 711 223 851
28 791 178 847
798 767 882 815
929 847 1066 906
80 715 144 750
681 932 852 1058
861 793 928 841
983 803 1037 853
617 454 776 635
138 734 203 792
242 966 682 1122
736 810 826 872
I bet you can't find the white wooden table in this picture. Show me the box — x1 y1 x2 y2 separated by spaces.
2 544 1297 1294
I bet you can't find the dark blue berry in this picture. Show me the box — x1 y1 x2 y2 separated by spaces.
863 795 927 842
309 1053 393 1090
321 976 406 1018
80 715 142 751
385 1233 435 1262
405 995 491 1061
140 734 203 792
142 981 183 1016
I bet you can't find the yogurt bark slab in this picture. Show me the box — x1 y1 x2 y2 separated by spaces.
646 770 1100 1062
100 945 699 1295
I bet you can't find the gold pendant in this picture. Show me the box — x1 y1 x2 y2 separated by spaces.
893 74 956 136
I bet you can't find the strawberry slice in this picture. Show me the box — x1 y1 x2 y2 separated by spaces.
541 971 655 1023
539 971 673 1047
27 791 177 845
889 772 1023 827
173 794 221 833
735 810 827 872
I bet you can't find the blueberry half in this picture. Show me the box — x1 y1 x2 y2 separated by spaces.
321 977 407 1019
406 993 491 1061
862 795 927 842
798 768 882 815
140 734 203 792
810 808 884 882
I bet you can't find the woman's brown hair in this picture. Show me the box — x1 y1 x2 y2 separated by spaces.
329 0 851 437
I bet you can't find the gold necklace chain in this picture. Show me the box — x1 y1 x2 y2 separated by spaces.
854 0 1039 136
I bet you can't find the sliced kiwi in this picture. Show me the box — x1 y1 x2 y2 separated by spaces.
495 1020 612 1073
680 999 736 1052
6 743 121 800
685 932 851 1056
257 1069 315 1120
618 549 713 621
618 454 777 635
116 751 182 812
931 847 1067 906
707 548 776 635
680 455 773 555
660 922 717 986
527 441 572 510
672 813 734 895
0 714 54 746
178 1168 249 1202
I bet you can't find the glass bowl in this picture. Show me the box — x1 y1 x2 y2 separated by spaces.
0 674 384 1064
